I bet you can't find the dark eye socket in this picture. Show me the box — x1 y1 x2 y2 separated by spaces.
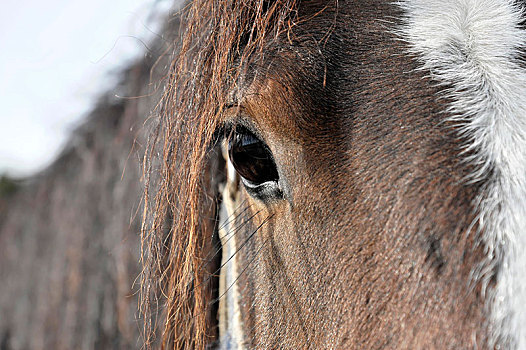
228 126 279 187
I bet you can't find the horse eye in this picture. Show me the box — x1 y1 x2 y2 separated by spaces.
228 127 279 188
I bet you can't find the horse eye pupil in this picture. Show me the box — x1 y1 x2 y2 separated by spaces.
228 128 279 186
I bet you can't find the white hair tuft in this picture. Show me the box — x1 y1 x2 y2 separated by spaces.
397 0 526 347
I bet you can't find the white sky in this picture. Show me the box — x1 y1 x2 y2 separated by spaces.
0 0 172 176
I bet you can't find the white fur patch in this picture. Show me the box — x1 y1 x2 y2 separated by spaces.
217 156 245 349
397 0 526 348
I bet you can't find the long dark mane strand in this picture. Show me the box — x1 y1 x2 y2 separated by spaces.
140 0 298 348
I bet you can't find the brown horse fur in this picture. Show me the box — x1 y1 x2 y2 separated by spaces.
141 0 525 348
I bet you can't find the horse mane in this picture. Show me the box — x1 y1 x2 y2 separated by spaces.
140 0 299 347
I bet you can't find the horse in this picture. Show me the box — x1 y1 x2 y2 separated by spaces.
140 0 526 348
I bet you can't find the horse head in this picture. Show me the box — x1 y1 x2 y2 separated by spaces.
141 0 526 348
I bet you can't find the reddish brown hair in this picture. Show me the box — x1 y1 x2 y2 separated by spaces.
140 0 298 347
